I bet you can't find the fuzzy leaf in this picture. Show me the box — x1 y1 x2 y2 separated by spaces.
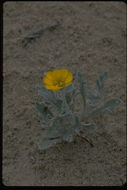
41 123 63 140
35 102 54 119
38 138 61 150
73 116 82 134
86 90 100 108
55 99 63 110
87 97 123 119
64 84 73 105
41 115 71 140
36 86 55 102
61 98 71 115
80 122 97 135
44 115 76 140
40 120 49 129
64 84 73 92
77 72 87 110
65 88 79 106
96 72 108 94
63 135 73 142
36 86 62 110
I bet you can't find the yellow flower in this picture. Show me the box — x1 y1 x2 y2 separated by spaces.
43 69 73 91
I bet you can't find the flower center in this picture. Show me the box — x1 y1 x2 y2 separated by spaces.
54 80 65 88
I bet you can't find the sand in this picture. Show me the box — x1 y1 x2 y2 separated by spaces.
3 1 126 186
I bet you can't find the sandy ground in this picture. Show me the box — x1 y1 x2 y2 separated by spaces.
3 1 126 186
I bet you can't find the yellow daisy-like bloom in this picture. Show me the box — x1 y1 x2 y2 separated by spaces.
43 69 73 91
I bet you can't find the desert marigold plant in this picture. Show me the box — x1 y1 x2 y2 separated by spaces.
35 68 123 150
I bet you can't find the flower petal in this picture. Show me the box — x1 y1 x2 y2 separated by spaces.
65 72 73 84
59 69 69 80
45 71 54 80
45 84 61 91
52 70 62 80
65 81 72 86
43 77 54 86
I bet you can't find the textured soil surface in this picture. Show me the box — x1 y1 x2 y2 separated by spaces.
3 2 126 186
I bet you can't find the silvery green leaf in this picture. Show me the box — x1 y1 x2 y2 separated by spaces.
36 86 62 110
64 84 74 92
40 121 49 129
63 135 73 142
55 99 63 110
80 122 97 135
65 88 79 106
48 115 76 139
96 71 108 94
35 102 54 119
38 138 61 150
86 99 99 108
71 89 80 104
65 93 72 105
77 72 87 110
87 97 123 119
73 116 82 134
103 97 123 110
100 71 108 81
64 84 74 105
41 124 62 139
41 115 70 139
61 97 71 115
87 90 100 102
36 86 55 102
86 90 100 108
